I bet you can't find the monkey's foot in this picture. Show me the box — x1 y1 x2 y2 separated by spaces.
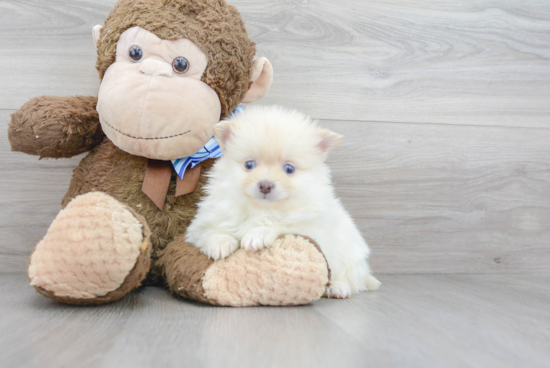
161 234 330 307
28 192 151 305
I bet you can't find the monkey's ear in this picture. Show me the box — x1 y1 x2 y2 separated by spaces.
92 25 104 46
213 121 235 151
242 57 273 103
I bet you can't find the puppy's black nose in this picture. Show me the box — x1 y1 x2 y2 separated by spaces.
259 180 275 195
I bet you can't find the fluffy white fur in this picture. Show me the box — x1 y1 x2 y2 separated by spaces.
186 105 380 298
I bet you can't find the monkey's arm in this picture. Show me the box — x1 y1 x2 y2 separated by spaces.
8 96 104 158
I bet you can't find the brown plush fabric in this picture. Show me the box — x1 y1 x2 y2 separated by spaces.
201 235 330 307
95 0 256 118
159 235 331 307
9 0 330 307
61 138 216 285
34 243 152 305
9 96 104 158
31 198 152 305
301 235 332 283
158 235 217 305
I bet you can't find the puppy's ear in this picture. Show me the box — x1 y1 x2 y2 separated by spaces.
317 129 343 161
214 121 235 151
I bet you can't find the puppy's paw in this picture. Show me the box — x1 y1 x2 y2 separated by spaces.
241 227 279 252
364 275 381 291
200 234 239 261
326 281 352 299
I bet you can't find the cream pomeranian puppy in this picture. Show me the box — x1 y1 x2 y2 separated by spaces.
185 105 380 298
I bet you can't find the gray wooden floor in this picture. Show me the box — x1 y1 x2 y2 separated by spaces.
2 273 550 368
1 0 549 367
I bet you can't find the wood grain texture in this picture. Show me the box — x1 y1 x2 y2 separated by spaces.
1 0 550 127
323 120 550 274
0 0 112 108
0 0 549 273
2 1 550 367
1 273 549 368
245 0 550 127
0 110 83 272
2 109 549 274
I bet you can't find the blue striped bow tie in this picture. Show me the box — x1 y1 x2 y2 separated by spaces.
171 136 222 179
171 105 243 179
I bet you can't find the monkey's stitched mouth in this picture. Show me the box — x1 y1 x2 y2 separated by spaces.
102 119 191 140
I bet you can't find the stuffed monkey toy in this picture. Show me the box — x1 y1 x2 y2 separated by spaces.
8 0 330 306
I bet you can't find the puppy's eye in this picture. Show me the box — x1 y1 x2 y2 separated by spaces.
284 164 295 175
172 57 189 74
245 161 256 170
129 45 143 62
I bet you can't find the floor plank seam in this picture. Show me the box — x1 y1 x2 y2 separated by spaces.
317 118 550 131
4 108 549 131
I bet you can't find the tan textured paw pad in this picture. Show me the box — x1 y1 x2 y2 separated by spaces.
28 192 145 299
202 234 329 307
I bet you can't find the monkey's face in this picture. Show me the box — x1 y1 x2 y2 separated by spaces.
97 27 222 160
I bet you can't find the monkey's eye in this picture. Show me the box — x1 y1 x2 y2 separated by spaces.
129 45 143 62
172 57 189 74
283 164 295 175
245 161 256 170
